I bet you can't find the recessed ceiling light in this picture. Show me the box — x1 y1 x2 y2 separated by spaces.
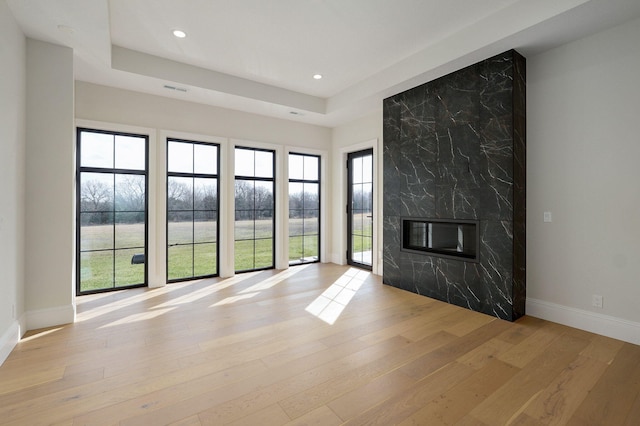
172 29 187 38
313 74 323 80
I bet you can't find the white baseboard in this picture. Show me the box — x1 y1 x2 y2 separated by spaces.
26 304 76 331
0 314 26 366
526 298 640 345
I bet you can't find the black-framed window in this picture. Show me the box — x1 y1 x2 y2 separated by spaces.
234 147 275 272
167 139 220 282
76 128 148 295
288 153 320 265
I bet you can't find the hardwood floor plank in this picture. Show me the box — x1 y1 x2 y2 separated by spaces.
280 330 456 420
166 415 202 426
454 415 490 426
443 309 497 337
260 340 329 368
316 300 437 348
196 335 413 424
399 307 472 342
522 355 608 424
497 322 563 368
327 368 416 421
356 300 449 344
69 359 268 426
567 343 640 425
0 264 637 425
283 405 343 426
343 361 476 425
0 365 66 396
623 391 640 426
456 337 514 370
0 366 104 409
115 335 376 425
224 403 291 426
579 333 625 364
469 333 591 425
397 358 519 425
509 413 546 425
494 315 546 345
399 319 511 380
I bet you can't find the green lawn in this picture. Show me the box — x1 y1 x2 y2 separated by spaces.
80 223 146 292
80 221 221 292
81 219 302 291
79 215 366 292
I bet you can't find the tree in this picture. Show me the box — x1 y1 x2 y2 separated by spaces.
234 180 274 220
167 178 191 211
195 181 217 211
116 175 145 211
81 179 112 212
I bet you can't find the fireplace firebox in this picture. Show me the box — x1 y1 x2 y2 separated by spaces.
401 218 478 262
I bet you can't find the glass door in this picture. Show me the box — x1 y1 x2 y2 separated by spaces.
347 149 373 270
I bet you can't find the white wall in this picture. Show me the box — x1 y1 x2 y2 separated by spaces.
75 82 331 149
330 111 383 274
25 39 75 329
527 17 640 344
0 0 26 365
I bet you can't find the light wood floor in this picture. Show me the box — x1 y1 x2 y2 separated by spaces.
1 263 639 425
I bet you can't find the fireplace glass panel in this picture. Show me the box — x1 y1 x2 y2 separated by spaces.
402 219 478 261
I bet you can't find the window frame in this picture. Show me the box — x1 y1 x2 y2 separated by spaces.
166 138 221 283
288 152 321 265
234 146 276 273
76 127 149 295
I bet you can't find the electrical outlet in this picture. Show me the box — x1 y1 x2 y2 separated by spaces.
592 294 603 308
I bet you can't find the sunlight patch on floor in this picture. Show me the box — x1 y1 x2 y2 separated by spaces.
212 292 260 306
155 272 259 308
77 289 175 322
239 264 310 294
98 307 175 328
19 327 64 343
78 265 312 323
210 265 310 306
305 268 369 325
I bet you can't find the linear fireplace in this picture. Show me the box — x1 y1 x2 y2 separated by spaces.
401 218 478 262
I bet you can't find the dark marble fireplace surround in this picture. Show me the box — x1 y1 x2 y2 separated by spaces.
383 50 526 321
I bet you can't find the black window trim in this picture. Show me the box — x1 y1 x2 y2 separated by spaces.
166 137 221 283
288 151 321 266
234 146 276 273
76 127 149 295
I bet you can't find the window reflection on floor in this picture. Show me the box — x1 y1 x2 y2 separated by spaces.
305 268 369 325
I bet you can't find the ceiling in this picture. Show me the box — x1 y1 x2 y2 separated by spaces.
7 0 640 127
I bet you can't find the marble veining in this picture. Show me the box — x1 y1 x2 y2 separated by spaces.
383 50 526 321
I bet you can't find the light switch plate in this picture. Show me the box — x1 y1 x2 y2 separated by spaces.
543 211 552 223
